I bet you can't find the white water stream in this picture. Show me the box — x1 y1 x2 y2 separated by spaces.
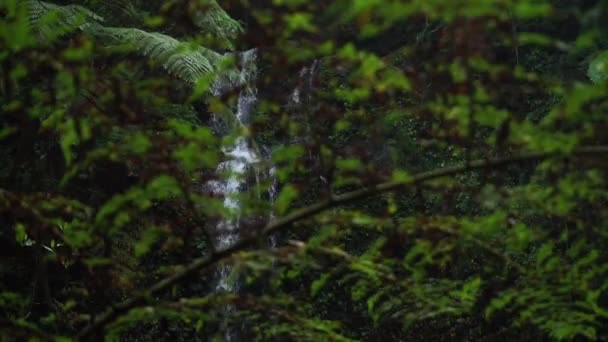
207 49 258 340
211 50 258 254
206 53 318 340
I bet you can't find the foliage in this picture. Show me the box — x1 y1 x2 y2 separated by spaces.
2 0 608 341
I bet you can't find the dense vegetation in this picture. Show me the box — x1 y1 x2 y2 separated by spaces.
2 0 608 340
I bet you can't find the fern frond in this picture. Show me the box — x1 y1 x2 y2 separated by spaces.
88 25 218 84
24 0 103 40
83 0 142 26
191 0 243 40
24 0 242 91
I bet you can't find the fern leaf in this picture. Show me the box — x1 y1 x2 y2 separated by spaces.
24 0 242 90
88 25 218 83
191 0 243 39
83 0 142 26
24 0 103 40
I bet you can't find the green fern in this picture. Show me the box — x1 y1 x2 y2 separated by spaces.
83 0 142 26
487 241 608 340
88 25 216 83
24 0 103 40
23 0 242 89
191 0 243 40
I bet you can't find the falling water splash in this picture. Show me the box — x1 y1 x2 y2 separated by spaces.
213 50 258 252
208 49 258 341
208 55 318 338
289 59 319 107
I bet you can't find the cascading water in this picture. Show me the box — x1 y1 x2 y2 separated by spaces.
212 50 258 252
289 59 319 107
207 54 319 339
290 60 319 163
207 49 258 340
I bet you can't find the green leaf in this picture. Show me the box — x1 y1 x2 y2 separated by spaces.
458 277 481 305
134 227 163 258
536 242 554 270
14 223 28 244
336 158 363 171
272 145 304 163
485 291 515 319
275 185 298 215
311 273 330 297
513 2 551 18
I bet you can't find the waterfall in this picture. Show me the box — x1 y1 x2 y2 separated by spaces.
213 49 258 252
206 54 319 339
289 59 319 107
208 49 258 341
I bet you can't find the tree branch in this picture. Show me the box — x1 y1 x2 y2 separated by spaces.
75 146 608 340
